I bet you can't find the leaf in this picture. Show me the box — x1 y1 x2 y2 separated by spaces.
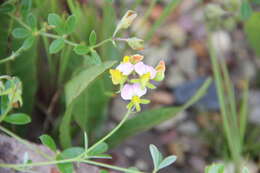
73 45 90 55
205 164 225 173
26 13 37 29
240 1 252 20
158 155 177 170
0 3 15 13
12 28 29 39
48 13 64 34
48 13 62 27
90 50 102 65
21 0 32 17
56 154 74 173
65 15 76 34
61 147 85 159
88 142 108 156
22 36 35 50
149 144 163 169
4 113 31 125
89 30 97 45
107 78 212 147
59 61 116 148
49 38 65 54
65 61 116 106
39 134 57 152
244 12 260 57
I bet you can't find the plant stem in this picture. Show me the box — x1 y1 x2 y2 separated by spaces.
0 125 53 160
87 109 132 152
0 47 24 65
80 160 144 173
90 38 113 49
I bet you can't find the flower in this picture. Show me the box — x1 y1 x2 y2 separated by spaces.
123 54 143 64
113 10 137 37
109 69 127 85
134 62 157 79
154 61 166 82
116 62 134 75
126 37 144 50
121 83 150 112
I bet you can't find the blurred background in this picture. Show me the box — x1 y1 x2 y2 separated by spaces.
1 0 260 172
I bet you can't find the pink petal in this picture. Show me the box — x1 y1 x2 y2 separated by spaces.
132 83 147 97
147 66 157 79
116 62 134 75
134 62 147 76
121 84 134 100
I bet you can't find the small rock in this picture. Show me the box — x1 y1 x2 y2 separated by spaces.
175 48 197 78
135 159 149 171
177 121 199 135
149 91 174 105
165 65 186 88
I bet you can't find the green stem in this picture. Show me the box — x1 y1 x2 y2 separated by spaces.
8 14 31 31
87 109 132 152
80 160 144 173
0 47 24 65
90 38 113 49
0 125 53 160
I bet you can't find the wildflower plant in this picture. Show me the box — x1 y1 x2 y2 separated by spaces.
0 1 214 173
110 55 165 112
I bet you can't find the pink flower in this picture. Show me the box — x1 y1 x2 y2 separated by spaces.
116 62 134 75
121 83 147 100
134 62 157 79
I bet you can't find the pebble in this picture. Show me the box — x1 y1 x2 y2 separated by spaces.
177 121 199 135
165 65 186 88
175 48 197 78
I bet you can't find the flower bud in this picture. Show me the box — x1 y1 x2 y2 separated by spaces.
126 37 144 50
154 61 166 82
113 10 137 37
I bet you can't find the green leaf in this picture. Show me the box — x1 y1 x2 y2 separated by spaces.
48 13 64 34
22 36 35 50
88 142 108 156
65 61 116 106
59 61 116 148
244 12 260 57
205 164 225 173
89 30 97 45
107 78 212 147
48 13 62 27
56 154 74 173
0 3 15 13
4 113 31 125
149 144 163 169
12 28 29 39
26 13 37 29
21 0 32 17
158 155 177 170
240 1 252 20
65 15 76 34
39 134 57 152
90 50 102 65
73 45 90 55
49 38 65 54
61 147 85 159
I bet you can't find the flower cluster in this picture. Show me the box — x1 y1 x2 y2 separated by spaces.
110 54 165 112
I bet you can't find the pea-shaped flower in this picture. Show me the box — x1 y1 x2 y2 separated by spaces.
121 83 150 112
131 62 157 89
